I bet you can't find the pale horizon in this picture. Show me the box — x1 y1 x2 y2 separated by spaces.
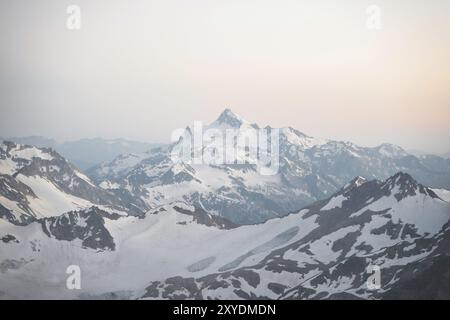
1 0 449 154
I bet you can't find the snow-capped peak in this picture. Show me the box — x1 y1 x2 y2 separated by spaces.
342 176 367 192
210 108 246 129
384 172 418 188
381 171 438 200
0 141 55 175
280 127 326 149
376 143 408 158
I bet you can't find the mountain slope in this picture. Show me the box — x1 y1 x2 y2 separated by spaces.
138 172 450 300
0 141 146 225
0 172 448 299
88 109 450 224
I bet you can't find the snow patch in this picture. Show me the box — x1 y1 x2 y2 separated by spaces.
321 195 347 211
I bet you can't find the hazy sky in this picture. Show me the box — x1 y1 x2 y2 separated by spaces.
1 0 449 153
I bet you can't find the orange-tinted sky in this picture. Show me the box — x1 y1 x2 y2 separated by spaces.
1 0 449 153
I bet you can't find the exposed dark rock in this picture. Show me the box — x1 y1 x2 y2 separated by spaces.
1 234 19 244
173 205 238 230
40 207 115 251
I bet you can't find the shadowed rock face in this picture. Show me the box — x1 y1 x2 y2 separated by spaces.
0 203 30 226
380 172 439 201
40 207 115 251
172 205 238 230
382 255 450 300
1 234 19 244
0 175 37 225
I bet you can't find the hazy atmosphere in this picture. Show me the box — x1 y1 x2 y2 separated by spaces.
1 1 450 303
1 0 449 153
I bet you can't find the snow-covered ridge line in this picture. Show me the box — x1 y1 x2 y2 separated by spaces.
87 109 450 225
0 141 147 224
0 170 449 299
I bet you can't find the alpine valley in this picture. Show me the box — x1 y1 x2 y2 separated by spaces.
1 109 449 300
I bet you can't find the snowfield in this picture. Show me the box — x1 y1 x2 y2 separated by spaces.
433 188 450 202
0 205 316 299
1 172 449 299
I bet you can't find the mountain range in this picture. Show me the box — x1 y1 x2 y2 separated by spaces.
0 109 449 299
0 136 159 170
0 141 147 225
88 109 450 224
1 169 449 299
